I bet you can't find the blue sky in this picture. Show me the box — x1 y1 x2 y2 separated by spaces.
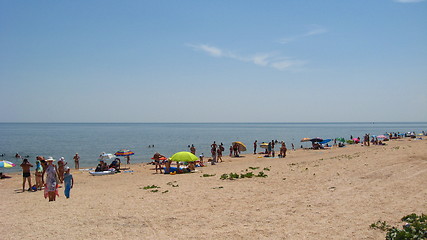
1 0 426 122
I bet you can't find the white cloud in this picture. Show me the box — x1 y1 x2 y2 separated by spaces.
249 53 274 66
271 59 307 70
394 0 425 2
279 25 328 44
188 44 306 71
278 37 296 44
188 44 223 57
304 27 328 37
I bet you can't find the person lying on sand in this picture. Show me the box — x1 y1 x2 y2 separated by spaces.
0 172 11 179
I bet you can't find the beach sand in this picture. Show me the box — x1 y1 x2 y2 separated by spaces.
1 138 426 239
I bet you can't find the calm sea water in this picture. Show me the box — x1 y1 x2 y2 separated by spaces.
1 122 426 172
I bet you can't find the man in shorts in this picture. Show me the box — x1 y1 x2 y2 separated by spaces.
20 158 33 192
153 152 166 174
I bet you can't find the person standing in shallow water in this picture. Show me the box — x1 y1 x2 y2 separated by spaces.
73 153 80 169
253 140 257 154
190 144 196 155
20 158 33 192
211 141 217 164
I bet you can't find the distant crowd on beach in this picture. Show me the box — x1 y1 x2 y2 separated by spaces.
2 130 425 203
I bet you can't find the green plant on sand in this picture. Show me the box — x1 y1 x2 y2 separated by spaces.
240 172 254 178
201 173 216 177
370 213 426 240
220 170 268 180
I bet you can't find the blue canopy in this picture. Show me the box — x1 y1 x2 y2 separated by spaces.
320 139 331 144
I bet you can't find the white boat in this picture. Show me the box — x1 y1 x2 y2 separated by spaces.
89 169 116 176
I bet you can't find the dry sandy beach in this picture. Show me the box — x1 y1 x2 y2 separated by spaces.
1 138 426 240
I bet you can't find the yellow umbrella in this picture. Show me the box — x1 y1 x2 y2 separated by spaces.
170 151 198 162
300 138 311 142
260 142 269 149
232 141 247 151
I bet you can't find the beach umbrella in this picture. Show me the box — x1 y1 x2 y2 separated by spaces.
114 149 135 156
336 138 345 143
99 153 115 160
300 138 311 142
310 138 323 143
320 139 331 144
0 160 16 168
170 151 198 162
260 142 269 149
377 135 387 139
232 141 247 151
151 156 167 161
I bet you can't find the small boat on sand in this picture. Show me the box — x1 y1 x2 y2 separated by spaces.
89 169 116 176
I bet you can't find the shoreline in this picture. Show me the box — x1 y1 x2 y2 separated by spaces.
1 138 426 239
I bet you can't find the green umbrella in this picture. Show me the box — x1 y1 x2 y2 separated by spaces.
336 138 345 143
170 151 198 162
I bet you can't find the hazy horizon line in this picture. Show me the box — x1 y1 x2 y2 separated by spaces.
1 121 426 124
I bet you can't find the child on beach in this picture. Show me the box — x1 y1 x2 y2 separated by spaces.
199 153 204 164
63 167 73 199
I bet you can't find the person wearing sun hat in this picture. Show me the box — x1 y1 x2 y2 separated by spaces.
44 157 59 202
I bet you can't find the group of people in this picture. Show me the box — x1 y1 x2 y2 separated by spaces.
230 143 240 158
20 156 74 201
95 158 121 172
254 140 290 157
152 152 196 174
211 141 225 164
